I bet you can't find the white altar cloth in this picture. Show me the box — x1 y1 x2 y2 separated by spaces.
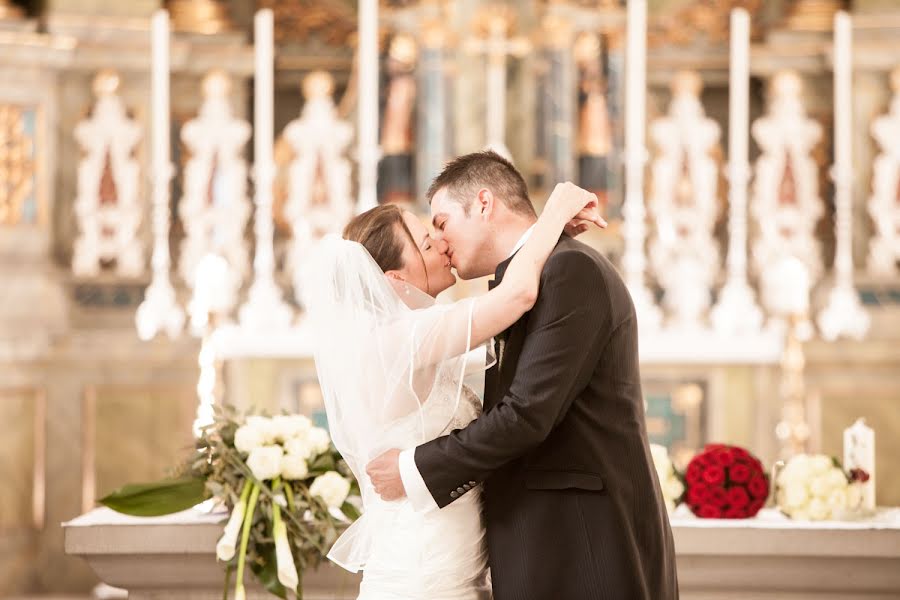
65 506 900 599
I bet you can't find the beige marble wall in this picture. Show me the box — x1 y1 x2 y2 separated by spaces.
91 385 196 502
0 389 38 530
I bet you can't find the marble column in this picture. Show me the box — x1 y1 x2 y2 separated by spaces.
415 21 453 205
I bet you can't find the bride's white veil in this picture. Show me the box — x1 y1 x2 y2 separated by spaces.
298 234 491 571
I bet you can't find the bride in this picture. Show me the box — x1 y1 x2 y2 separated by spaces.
299 182 603 600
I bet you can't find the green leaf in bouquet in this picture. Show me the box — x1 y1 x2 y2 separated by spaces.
250 542 288 599
308 453 336 473
99 477 209 516
340 501 361 521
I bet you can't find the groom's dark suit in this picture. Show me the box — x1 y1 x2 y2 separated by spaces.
414 235 678 600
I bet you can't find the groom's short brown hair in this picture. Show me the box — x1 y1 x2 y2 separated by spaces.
426 151 536 218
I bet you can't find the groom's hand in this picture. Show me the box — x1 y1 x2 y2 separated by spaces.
366 449 407 501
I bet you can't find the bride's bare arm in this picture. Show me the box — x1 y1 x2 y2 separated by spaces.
469 182 603 347
416 182 604 368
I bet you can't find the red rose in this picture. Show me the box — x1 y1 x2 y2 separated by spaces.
748 499 765 516
724 507 747 519
732 447 750 460
710 487 728 508
705 443 726 452
702 465 725 486
748 475 769 499
729 463 751 484
686 465 704 486
727 486 750 509
687 485 710 506
714 449 736 467
698 504 722 519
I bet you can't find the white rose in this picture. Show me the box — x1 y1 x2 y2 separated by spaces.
650 444 672 474
825 468 849 491
783 482 809 509
246 445 284 481
826 487 848 510
781 454 811 482
309 471 351 508
790 508 810 521
808 498 829 521
281 453 309 480
809 455 833 475
246 416 276 444
284 437 314 461
234 423 267 453
307 427 332 456
809 475 831 498
272 415 312 443
664 478 684 502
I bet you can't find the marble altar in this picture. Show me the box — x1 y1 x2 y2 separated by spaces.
65 506 900 600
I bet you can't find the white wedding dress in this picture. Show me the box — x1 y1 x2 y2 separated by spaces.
355 384 490 600
298 235 493 600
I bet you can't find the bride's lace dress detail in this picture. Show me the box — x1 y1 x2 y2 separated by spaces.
355 385 489 600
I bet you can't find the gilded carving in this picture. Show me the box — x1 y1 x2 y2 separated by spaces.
0 104 36 226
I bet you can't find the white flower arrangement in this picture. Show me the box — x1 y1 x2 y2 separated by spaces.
650 443 685 512
775 453 864 521
101 410 360 599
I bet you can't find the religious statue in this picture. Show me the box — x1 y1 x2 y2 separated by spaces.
72 70 144 278
575 32 613 212
648 70 721 330
378 33 417 205
282 70 354 300
177 69 251 322
867 65 900 277
750 69 824 312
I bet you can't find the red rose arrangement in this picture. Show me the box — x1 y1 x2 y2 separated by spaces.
684 444 769 519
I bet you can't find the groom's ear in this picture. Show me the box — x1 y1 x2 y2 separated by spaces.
476 188 494 219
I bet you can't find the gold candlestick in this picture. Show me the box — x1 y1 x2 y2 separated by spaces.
167 0 231 34
776 314 813 459
784 0 843 32
0 0 24 20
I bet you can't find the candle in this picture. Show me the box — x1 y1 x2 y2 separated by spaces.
844 418 876 511
625 0 645 180
834 12 851 191
729 9 749 180
621 0 661 329
254 9 273 187
357 0 378 212
151 10 169 185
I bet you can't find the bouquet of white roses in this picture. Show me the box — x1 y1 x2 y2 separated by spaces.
100 407 360 599
775 453 865 521
650 443 685 512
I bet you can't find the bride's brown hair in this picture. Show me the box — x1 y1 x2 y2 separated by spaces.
343 205 430 290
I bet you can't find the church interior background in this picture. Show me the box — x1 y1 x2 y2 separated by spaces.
1 0 899 597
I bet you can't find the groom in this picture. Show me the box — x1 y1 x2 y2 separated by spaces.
368 151 678 599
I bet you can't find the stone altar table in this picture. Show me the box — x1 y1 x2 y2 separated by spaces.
64 508 362 600
670 507 900 599
65 507 900 599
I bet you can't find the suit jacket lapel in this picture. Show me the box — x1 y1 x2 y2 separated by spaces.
485 254 516 408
